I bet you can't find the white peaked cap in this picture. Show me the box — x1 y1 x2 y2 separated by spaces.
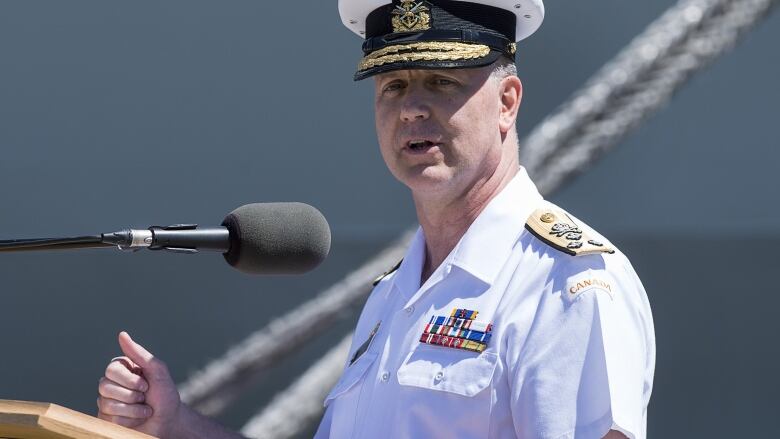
339 0 544 42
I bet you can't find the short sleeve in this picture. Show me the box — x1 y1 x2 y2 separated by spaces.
509 282 650 439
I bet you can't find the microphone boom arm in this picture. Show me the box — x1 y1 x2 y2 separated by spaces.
0 235 113 252
0 225 230 254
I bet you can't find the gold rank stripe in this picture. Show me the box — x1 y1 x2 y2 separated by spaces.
358 41 491 71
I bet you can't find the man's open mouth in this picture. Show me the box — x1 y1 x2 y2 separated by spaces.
408 140 436 151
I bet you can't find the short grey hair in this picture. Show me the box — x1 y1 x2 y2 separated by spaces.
489 57 518 82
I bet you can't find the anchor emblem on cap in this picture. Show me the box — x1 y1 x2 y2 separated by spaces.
392 0 431 32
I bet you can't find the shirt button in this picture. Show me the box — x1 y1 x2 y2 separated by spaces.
381 371 390 382
404 305 414 314
434 371 444 382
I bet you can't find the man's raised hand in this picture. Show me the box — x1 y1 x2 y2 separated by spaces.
97 331 182 437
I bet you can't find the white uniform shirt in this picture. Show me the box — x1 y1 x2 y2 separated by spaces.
315 168 655 439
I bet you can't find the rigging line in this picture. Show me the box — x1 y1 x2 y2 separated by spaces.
532 0 777 193
240 334 353 439
520 0 722 175
521 0 775 177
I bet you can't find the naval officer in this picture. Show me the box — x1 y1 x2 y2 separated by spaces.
96 1 655 438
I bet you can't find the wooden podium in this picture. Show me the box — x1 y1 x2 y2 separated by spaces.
0 400 155 439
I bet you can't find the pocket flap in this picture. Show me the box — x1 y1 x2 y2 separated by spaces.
397 348 498 397
323 351 378 407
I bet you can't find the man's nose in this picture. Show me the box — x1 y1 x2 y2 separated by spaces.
400 90 430 122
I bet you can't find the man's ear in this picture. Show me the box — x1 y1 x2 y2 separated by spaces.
498 75 522 133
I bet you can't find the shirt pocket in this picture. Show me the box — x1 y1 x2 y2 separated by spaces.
397 344 498 397
324 351 378 407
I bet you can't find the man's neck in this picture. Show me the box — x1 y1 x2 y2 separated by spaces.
414 163 519 284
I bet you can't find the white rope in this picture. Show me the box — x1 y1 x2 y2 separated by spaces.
179 0 777 425
240 334 352 439
179 230 413 415
522 0 778 193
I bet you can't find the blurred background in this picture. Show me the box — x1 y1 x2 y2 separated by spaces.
0 0 778 437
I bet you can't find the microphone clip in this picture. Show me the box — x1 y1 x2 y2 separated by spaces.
148 224 200 254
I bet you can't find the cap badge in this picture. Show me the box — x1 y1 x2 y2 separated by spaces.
391 0 431 33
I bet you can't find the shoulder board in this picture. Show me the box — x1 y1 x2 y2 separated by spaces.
525 208 615 256
372 259 403 286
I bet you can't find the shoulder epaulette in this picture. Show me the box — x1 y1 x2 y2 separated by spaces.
525 208 615 256
372 259 403 286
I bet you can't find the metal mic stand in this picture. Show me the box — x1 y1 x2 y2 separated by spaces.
0 236 115 252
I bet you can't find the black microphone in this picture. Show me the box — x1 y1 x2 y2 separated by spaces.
0 203 331 275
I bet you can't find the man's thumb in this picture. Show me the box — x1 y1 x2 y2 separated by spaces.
118 331 162 375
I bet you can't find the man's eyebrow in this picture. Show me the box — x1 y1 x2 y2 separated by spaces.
377 73 406 81
375 76 406 88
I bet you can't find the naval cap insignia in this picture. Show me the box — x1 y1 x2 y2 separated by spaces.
391 0 431 32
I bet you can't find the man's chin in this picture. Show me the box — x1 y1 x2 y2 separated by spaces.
400 166 459 195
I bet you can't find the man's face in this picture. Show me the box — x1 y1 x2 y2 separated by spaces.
373 65 506 199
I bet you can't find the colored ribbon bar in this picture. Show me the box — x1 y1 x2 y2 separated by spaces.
420 309 492 352
419 332 487 353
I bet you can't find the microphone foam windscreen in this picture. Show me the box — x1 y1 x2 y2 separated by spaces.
221 202 331 275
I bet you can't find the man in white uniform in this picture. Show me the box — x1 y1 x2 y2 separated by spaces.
96 1 655 438
318 0 655 437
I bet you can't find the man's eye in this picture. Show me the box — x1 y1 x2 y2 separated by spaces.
383 82 404 92
433 78 456 86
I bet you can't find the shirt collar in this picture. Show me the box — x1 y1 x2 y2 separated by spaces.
450 167 543 285
389 167 543 298
390 226 426 299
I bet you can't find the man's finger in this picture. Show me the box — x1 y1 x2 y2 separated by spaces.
105 360 149 392
97 411 146 429
98 377 145 404
109 356 142 375
97 397 153 419
117 331 155 369
117 331 171 381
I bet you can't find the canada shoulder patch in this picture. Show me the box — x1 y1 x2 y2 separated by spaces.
525 208 615 256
